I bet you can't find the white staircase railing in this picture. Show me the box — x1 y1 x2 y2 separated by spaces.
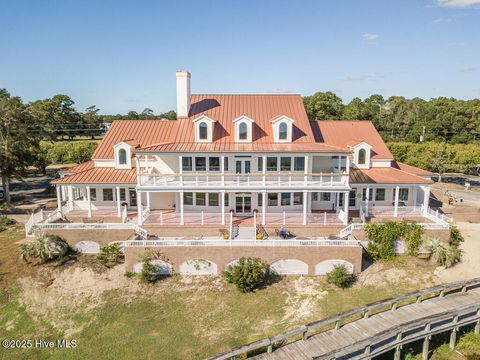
133 224 148 240
229 212 233 239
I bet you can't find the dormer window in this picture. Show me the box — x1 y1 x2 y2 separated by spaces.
233 115 254 143
279 122 288 140
113 141 133 169
193 115 215 143
351 141 372 169
271 115 294 143
199 122 208 140
118 149 127 165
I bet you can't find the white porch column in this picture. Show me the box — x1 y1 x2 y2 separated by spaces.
303 191 308 225
86 186 92 218
68 186 74 210
423 186 431 215
262 156 267 186
135 157 140 185
338 155 342 171
145 155 149 172
335 192 339 211
262 191 266 226
394 186 400 217
220 155 225 186
365 187 370 217
56 186 62 212
221 190 226 225
146 191 151 210
343 191 349 225
346 155 351 171
178 155 183 186
413 187 418 207
116 186 121 217
179 191 184 225
137 190 143 225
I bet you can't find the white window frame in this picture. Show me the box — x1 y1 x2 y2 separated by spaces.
193 115 215 143
351 141 372 169
113 142 132 169
270 115 294 143
233 115 254 143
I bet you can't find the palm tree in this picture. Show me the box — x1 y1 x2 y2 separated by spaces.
20 233 69 264
423 238 461 268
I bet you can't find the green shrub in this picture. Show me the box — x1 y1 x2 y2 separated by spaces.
423 238 461 268
97 243 124 268
449 225 464 248
0 216 17 232
365 221 424 259
0 202 14 211
20 233 70 264
326 264 354 289
39 140 98 165
224 257 268 292
139 257 160 283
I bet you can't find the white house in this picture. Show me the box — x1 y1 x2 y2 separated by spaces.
53 71 434 229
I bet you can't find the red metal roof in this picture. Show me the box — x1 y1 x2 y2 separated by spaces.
53 166 136 184
393 161 433 176
350 167 433 184
317 121 393 160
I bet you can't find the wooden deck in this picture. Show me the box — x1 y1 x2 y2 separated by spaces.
207 279 480 360
253 289 480 359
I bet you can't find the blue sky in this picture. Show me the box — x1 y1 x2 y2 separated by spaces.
0 0 479 114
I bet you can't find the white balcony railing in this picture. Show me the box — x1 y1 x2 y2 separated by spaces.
138 172 349 189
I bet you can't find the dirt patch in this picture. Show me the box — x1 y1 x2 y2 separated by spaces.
281 277 327 323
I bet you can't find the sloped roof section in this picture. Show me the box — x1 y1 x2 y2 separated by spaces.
317 121 393 160
350 167 433 184
53 166 137 184
393 161 433 176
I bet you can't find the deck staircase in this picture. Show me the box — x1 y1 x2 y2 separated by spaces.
236 226 257 240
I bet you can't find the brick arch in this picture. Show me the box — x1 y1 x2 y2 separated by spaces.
270 259 308 275
179 259 218 275
133 259 173 275
315 259 354 275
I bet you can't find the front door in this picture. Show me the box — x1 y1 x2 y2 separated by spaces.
129 189 137 207
235 194 252 215
235 159 251 175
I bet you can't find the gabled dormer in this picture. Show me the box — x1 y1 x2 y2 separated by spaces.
233 115 255 143
113 141 134 169
351 141 372 169
270 115 294 143
193 115 215 143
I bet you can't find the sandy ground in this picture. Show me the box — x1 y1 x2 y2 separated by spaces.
435 222 480 282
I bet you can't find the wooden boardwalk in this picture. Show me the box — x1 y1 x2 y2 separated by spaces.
253 289 480 359
207 279 480 360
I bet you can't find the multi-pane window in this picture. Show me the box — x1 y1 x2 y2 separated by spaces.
119 188 126 201
103 189 113 201
294 157 305 171
293 192 303 205
358 149 367 165
393 188 409 202
195 157 206 171
196 192 206 206
199 122 208 140
118 149 127 165
349 190 356 207
280 157 291 171
362 188 373 201
89 188 97 201
321 192 331 201
268 193 278 206
224 193 229 206
258 193 263 207
279 122 288 140
224 157 229 171
257 157 263 172
375 188 386 201
312 192 319 201
281 193 291 206
209 193 219 206
239 122 248 140
182 157 193 171
209 157 220 171
73 188 84 201
266 157 278 171
184 192 194 205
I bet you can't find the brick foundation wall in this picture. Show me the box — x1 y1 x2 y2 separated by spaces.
124 245 363 276
35 229 134 246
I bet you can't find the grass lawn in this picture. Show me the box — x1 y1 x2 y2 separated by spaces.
1 225 479 360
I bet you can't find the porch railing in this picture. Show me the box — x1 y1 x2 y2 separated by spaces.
138 172 349 189
124 239 361 248
423 206 452 229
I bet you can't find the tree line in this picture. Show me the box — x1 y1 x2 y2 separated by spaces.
303 92 480 144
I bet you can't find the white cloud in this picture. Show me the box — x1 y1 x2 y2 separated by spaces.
362 33 379 44
435 0 480 8
433 17 453 23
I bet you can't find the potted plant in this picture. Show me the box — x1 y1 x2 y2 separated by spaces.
256 233 263 240
223 232 230 240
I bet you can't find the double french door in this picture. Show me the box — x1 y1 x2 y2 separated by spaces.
235 193 252 215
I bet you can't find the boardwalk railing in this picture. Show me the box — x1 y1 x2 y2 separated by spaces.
206 278 480 360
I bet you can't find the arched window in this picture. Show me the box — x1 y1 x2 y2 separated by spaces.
239 122 248 140
199 122 208 140
118 149 127 165
279 122 288 140
358 149 367 165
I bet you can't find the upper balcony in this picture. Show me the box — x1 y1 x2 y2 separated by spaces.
137 171 349 191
